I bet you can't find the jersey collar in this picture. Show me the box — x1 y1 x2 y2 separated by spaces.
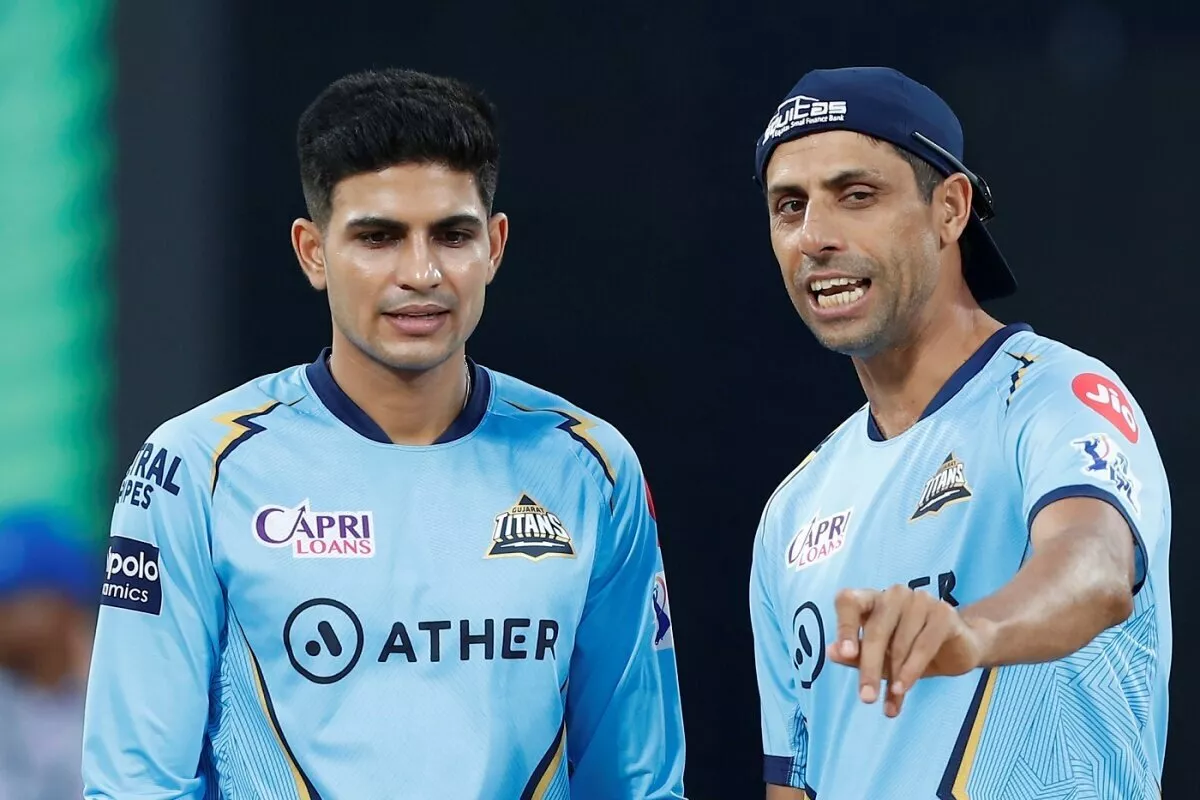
305 348 491 444
866 322 1033 441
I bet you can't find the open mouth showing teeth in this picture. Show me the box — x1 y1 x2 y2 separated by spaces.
809 277 870 309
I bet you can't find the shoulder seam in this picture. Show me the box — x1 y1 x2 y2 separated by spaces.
210 398 300 496
500 400 618 512
761 413 858 525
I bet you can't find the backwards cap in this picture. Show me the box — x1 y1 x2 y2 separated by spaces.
754 66 1016 301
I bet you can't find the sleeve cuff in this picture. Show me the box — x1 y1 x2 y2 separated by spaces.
764 754 794 785
1026 484 1148 594
764 755 815 795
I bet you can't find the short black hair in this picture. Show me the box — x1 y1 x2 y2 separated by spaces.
297 68 500 227
859 133 944 203
889 144 944 203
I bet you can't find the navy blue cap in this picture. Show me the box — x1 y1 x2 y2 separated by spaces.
0 507 100 607
754 66 1016 302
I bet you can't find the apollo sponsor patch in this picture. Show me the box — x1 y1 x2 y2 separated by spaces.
785 508 853 571
101 536 162 615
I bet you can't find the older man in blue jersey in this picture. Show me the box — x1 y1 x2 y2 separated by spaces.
82 68 686 799
748 67 1171 798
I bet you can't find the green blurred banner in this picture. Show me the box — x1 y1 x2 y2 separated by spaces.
0 2 113 541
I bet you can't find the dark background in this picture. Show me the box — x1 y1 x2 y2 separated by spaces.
117 2 1197 796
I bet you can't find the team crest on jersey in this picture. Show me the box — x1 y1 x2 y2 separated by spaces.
785 508 853 571
652 571 674 650
910 453 973 521
486 494 576 560
1072 434 1141 516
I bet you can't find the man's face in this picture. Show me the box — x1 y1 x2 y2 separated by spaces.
764 131 945 358
295 163 508 373
0 591 92 689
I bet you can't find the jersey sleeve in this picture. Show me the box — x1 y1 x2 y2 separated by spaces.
750 514 810 791
82 423 226 799
1007 361 1170 592
565 446 686 799
649 485 688 793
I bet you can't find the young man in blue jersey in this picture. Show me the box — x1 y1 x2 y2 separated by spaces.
83 68 686 799
748 67 1170 798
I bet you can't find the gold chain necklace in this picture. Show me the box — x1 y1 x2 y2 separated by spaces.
461 359 472 412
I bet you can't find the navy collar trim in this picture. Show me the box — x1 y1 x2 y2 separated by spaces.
305 348 490 444
866 322 1033 442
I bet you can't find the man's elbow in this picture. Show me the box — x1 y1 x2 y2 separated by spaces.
1097 577 1135 629
1093 520 1138 629
1062 578 1132 656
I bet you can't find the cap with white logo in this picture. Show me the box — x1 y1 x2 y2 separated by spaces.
753 66 1017 302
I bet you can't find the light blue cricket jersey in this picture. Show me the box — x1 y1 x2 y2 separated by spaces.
83 350 686 800
751 324 1171 799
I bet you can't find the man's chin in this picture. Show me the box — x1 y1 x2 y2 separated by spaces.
371 340 458 374
807 319 888 359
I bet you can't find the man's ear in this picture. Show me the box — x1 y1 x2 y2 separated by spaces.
292 218 327 291
486 212 509 284
936 173 972 248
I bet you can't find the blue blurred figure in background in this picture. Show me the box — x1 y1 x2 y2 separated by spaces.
0 508 99 800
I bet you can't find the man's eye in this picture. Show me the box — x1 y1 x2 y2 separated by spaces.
358 231 393 245
441 230 471 246
777 199 805 215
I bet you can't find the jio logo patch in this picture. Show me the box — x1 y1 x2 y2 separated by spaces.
284 598 365 684
791 601 826 689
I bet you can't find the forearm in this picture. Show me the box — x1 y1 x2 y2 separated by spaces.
961 527 1134 667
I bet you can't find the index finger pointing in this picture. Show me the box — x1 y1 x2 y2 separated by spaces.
833 588 876 661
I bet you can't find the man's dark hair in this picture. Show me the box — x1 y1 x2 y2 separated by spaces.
859 133 944 203
890 144 943 203
297 68 500 227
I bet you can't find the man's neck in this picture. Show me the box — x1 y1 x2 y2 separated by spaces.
853 303 1004 439
329 341 469 446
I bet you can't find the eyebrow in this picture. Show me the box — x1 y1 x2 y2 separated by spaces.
343 213 486 234
768 168 888 200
